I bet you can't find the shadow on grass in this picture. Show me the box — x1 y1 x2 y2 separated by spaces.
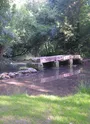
0 93 90 124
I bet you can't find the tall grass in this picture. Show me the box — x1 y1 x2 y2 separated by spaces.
78 81 90 94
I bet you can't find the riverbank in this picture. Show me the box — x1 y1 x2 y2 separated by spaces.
0 68 37 80
0 59 90 124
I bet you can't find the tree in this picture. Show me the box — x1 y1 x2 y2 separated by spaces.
0 0 14 57
5 0 90 58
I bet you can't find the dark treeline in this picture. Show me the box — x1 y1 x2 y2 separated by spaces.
0 0 90 58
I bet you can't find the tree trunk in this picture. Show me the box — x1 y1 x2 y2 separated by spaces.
0 45 4 58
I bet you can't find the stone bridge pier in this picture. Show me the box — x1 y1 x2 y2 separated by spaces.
27 55 82 70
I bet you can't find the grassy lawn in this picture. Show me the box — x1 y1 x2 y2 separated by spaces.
0 93 90 124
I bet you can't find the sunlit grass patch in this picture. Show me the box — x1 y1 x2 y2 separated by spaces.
0 93 90 124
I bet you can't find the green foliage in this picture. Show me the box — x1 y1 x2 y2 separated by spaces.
1 0 90 57
0 0 14 46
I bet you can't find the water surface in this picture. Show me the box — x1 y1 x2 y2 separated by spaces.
0 64 90 96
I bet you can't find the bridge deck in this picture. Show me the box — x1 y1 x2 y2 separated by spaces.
32 55 82 64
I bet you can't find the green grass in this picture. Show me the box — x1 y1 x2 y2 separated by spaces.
0 93 90 124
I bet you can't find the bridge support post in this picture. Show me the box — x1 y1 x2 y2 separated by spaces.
69 58 73 68
54 61 59 68
38 63 44 71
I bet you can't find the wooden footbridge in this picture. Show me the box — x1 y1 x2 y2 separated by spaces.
28 55 82 70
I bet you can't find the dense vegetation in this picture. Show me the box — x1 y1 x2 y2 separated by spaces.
1 0 90 57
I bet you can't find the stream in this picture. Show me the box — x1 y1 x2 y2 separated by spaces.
0 64 90 96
